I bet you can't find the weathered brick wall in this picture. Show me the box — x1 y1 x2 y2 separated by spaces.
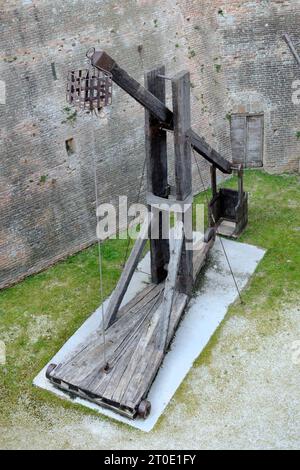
0 0 299 289
219 0 300 173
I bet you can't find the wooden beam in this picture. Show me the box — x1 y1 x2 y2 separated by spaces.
91 50 232 174
145 66 170 284
238 167 244 200
92 50 173 128
193 236 215 281
172 71 192 200
104 217 151 329
211 165 217 198
172 71 194 296
158 221 184 352
189 130 232 174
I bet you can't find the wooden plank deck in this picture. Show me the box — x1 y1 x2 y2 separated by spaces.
47 240 212 419
47 283 188 418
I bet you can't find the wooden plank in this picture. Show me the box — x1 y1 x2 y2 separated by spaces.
52 284 163 392
238 167 244 198
91 50 232 174
172 71 192 201
111 292 163 404
97 324 151 400
54 284 160 386
166 292 188 345
124 349 163 409
172 71 193 296
217 219 237 237
48 284 189 415
115 283 158 321
246 115 263 168
230 115 247 166
122 294 187 408
158 221 184 352
144 67 168 197
211 165 217 198
145 66 170 284
99 288 163 398
104 216 151 329
193 237 215 280
102 287 187 409
127 292 188 408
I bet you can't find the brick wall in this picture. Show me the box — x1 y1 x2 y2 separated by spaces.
0 0 299 289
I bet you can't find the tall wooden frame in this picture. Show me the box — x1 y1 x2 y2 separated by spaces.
46 50 246 421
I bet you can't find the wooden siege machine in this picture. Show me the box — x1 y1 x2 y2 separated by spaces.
46 50 248 419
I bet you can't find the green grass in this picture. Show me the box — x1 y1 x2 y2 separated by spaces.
0 170 299 425
193 170 300 365
0 237 134 423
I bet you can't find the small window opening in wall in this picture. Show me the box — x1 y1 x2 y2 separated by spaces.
65 138 76 155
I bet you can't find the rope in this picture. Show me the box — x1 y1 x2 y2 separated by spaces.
121 43 147 269
92 125 147 367
91 116 146 367
91 125 108 366
192 148 244 304
122 156 147 268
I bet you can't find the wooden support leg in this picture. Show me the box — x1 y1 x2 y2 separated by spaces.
211 165 217 198
209 164 219 228
172 71 193 296
145 67 170 284
238 166 244 202
158 221 184 352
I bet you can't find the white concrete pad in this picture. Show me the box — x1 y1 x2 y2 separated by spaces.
34 238 265 432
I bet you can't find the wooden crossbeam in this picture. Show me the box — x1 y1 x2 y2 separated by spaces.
91 50 232 174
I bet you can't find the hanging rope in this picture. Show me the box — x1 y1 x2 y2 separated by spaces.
91 125 108 367
122 156 147 268
192 148 244 304
121 44 147 269
91 124 147 368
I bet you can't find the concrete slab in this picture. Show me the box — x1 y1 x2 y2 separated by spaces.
34 238 266 432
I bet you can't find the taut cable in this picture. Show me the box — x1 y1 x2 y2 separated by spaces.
192 148 244 304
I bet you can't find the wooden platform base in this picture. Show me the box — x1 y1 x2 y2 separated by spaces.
46 238 214 419
47 284 187 419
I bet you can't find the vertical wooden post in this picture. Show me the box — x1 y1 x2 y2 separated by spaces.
172 71 193 295
211 165 217 198
238 167 244 199
145 67 170 284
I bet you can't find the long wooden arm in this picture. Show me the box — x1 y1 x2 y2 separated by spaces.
91 50 232 174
